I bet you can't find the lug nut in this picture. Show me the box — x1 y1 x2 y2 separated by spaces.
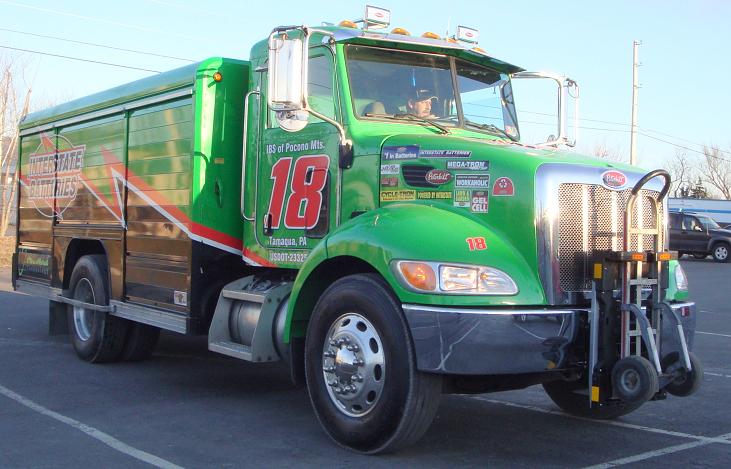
323 350 335 358
353 359 365 366
346 344 360 352
352 374 363 382
329 339 338 346
323 365 336 373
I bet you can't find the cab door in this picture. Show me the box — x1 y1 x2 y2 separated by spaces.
256 47 341 266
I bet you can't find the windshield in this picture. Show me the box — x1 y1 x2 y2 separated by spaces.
345 45 519 140
697 215 721 229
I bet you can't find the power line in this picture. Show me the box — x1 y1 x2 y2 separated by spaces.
0 27 194 62
0 45 161 73
638 132 731 163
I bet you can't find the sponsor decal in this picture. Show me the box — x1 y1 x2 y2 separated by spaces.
380 163 400 175
466 237 487 251
425 169 452 185
25 134 86 219
380 176 399 187
380 190 416 202
269 250 309 264
455 174 491 188
492 177 515 196
417 190 452 200
17 249 51 278
454 189 471 207
601 170 628 190
173 291 188 306
418 149 471 158
383 145 420 160
446 160 489 171
470 190 489 213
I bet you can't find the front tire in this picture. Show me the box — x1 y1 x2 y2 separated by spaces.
67 255 128 363
712 242 730 263
304 274 441 454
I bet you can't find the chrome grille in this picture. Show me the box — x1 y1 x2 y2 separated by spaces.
557 184 663 292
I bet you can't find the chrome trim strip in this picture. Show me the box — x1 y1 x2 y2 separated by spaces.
402 304 583 316
110 300 187 334
15 280 62 300
20 88 193 136
241 89 260 221
534 163 666 305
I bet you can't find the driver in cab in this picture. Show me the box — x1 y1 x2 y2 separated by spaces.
406 88 438 118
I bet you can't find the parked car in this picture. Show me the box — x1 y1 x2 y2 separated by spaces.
669 211 731 262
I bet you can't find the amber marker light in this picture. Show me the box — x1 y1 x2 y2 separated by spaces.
339 20 358 28
421 31 440 39
398 261 436 291
213 72 223 82
390 27 411 36
658 252 672 261
631 252 644 261
472 47 487 54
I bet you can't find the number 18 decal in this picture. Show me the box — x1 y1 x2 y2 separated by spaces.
267 154 330 230
466 237 487 251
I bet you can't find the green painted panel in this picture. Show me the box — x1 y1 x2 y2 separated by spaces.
127 139 193 161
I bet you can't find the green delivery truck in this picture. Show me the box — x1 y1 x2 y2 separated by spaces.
13 7 702 453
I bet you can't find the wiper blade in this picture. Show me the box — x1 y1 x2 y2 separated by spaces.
365 112 450 135
463 119 517 141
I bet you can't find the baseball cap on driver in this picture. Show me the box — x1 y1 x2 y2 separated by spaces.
411 88 437 101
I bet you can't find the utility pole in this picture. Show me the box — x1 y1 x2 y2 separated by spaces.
630 40 641 165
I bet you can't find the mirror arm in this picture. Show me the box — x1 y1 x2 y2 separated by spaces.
307 108 354 169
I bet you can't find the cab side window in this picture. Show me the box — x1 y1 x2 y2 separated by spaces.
682 215 700 231
670 214 682 229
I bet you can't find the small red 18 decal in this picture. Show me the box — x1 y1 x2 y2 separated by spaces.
466 237 487 251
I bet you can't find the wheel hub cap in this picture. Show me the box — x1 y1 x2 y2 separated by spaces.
322 313 385 417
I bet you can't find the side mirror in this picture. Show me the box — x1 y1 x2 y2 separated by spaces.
693 225 703 232
510 72 579 147
268 33 307 112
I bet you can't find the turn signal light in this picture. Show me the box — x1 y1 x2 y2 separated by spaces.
399 262 436 291
390 27 411 36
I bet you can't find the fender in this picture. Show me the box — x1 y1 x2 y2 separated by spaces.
283 203 546 342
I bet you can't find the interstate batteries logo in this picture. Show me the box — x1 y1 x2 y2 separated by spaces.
25 134 86 218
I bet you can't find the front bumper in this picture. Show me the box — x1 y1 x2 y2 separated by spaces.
402 305 583 375
402 301 697 376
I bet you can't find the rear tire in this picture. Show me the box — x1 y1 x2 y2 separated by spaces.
543 378 644 420
712 242 730 263
304 274 441 454
120 323 160 361
67 255 128 363
662 351 703 397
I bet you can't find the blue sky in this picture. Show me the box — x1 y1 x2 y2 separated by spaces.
2 0 730 171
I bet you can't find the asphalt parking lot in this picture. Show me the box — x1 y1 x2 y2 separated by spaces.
1 260 729 468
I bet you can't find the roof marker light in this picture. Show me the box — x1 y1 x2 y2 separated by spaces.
339 20 358 28
390 27 411 36
421 31 441 39
213 72 223 82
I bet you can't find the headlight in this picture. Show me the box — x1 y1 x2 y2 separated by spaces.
394 261 518 295
675 263 689 291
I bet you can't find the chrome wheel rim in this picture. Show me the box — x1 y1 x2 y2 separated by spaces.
73 278 95 342
715 245 728 260
322 313 385 417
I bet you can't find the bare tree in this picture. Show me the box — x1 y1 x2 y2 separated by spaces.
1 55 32 236
701 145 731 200
592 142 624 162
667 150 695 197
